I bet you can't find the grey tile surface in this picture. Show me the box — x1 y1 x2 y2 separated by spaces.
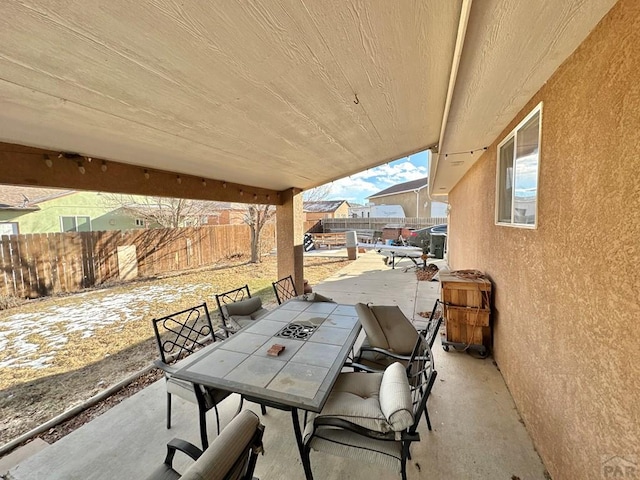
219 332 270 354
294 311 329 323
278 301 309 312
321 313 358 329
262 309 301 322
268 362 329 398
244 319 288 336
308 325 352 345
291 342 342 368
186 349 248 378
224 356 286 388
304 302 338 314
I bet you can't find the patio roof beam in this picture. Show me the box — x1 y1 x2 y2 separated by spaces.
0 142 282 205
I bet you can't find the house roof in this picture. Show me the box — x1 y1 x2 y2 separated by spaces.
0 185 74 210
0 1 616 199
303 200 349 213
368 177 428 199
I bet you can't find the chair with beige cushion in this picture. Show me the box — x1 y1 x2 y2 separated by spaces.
355 301 442 370
215 285 269 336
146 410 265 480
302 336 437 480
152 303 231 449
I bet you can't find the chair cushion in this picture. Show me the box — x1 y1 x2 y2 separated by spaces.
355 303 389 350
355 303 418 355
181 410 261 480
369 305 419 354
250 307 269 320
378 362 414 431
303 370 392 438
228 315 255 328
306 428 402 473
223 297 262 317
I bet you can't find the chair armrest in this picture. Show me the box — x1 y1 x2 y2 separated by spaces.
358 346 431 363
219 324 240 337
153 359 179 375
164 438 203 467
342 361 382 373
311 416 397 441
358 346 412 362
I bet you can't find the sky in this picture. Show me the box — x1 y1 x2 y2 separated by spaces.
307 150 430 205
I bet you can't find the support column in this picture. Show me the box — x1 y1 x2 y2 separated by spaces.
276 189 304 294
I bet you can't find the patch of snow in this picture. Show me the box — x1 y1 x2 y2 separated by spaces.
0 283 202 369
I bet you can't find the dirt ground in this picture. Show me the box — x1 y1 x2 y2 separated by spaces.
0 255 350 447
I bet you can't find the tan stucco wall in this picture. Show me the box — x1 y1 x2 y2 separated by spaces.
448 1 640 478
370 190 431 217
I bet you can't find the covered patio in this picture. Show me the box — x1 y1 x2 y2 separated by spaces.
4 252 546 480
1 1 637 479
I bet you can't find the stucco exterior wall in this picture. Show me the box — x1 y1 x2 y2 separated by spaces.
370 189 431 217
447 1 639 478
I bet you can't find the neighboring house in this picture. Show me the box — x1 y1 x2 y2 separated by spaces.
367 177 447 218
200 202 248 226
0 186 142 234
303 200 350 222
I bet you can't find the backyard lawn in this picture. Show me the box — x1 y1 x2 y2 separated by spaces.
0 255 350 446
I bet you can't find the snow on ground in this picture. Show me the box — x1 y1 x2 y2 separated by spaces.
0 283 201 369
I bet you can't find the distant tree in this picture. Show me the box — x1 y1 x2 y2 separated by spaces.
104 194 213 228
303 183 332 202
243 204 275 263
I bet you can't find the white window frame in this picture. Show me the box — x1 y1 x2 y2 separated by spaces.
495 102 542 229
135 219 145 227
60 216 92 232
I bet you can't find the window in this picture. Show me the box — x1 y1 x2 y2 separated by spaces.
60 216 91 232
496 103 542 227
0 222 19 235
135 219 145 227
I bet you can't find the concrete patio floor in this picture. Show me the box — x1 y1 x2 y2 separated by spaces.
4 251 548 480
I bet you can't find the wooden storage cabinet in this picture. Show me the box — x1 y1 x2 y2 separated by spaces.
439 272 492 357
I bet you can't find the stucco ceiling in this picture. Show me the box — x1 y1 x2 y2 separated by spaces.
430 0 618 196
0 0 617 197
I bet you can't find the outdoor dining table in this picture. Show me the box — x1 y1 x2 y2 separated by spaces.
171 298 361 469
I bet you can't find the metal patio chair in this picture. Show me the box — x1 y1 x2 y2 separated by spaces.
302 336 437 480
272 275 297 304
215 285 269 336
354 301 442 370
146 410 265 480
152 303 231 449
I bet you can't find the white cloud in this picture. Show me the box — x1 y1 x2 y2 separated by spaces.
321 156 429 204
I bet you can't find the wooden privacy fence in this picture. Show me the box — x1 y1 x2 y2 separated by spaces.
0 224 275 298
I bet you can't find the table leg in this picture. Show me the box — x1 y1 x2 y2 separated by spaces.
292 408 315 479
291 408 304 459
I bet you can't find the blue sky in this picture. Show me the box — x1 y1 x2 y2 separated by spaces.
307 150 430 205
